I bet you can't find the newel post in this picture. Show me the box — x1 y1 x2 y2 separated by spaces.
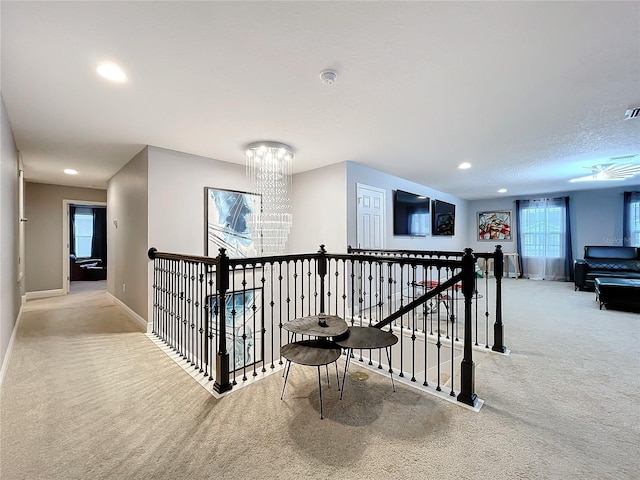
492 245 507 353
213 247 232 394
458 248 478 407
318 245 327 313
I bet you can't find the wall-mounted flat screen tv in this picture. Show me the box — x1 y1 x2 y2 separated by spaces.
393 190 430 236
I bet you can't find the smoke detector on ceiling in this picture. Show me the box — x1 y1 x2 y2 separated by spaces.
319 69 338 85
624 107 640 119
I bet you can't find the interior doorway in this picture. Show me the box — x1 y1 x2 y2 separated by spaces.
355 184 386 319
356 183 385 250
62 200 108 294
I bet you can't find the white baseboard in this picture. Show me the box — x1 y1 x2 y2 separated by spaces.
0 305 23 391
25 289 65 301
107 292 150 333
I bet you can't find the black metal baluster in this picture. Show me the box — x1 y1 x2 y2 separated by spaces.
450 267 457 397
410 263 417 382
423 267 429 387
185 261 190 364
189 261 195 366
240 267 248 382
307 259 318 315
213 248 231 394
162 258 167 344
448 265 454 340
458 248 478 407
317 245 326 315
165 258 171 346
235 267 242 384
183 261 189 363
293 261 298 321
172 259 178 352
398 263 405 378
350 258 356 326
253 265 261 376
173 259 178 350
176 260 182 355
259 265 266 374
481 255 490 348
207 266 214 381
181 260 187 359
198 263 204 373
269 261 276 369
387 263 393 331
334 259 340 314
367 260 373 324
474 269 479 347
375 260 382 325
158 257 164 341
278 261 285 366
436 265 442 392
451 267 458 342
492 245 507 353
152 257 158 335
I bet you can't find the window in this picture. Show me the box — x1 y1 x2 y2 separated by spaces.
520 206 562 258
516 197 572 281
624 192 640 247
74 213 93 257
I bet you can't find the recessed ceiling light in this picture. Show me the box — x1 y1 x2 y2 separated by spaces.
64 169 78 175
458 162 472 170
97 62 127 83
498 188 507 193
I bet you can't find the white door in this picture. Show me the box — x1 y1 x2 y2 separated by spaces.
356 184 385 250
355 184 385 321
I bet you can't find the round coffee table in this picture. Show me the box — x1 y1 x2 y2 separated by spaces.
282 314 348 338
335 326 398 399
280 339 342 419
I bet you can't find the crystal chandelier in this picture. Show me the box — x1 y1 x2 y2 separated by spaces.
245 141 293 255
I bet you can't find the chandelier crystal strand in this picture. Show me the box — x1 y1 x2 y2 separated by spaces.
245 142 293 255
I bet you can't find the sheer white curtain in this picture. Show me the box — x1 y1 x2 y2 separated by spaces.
517 197 571 281
623 191 640 246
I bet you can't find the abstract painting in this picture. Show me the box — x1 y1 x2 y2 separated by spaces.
209 288 262 371
205 187 261 258
432 200 456 236
478 210 512 241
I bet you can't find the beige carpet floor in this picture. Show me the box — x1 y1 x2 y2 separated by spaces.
1 279 639 479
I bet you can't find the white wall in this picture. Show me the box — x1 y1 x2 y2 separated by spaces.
346 161 470 252
147 146 251 257
107 147 149 320
569 186 638 252
24 182 107 292
289 163 347 254
0 94 20 375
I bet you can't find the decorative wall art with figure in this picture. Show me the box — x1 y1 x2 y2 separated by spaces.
478 210 512 241
205 187 261 257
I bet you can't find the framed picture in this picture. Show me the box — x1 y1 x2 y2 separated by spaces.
205 187 261 258
478 210 512 241
432 200 456 236
209 288 263 371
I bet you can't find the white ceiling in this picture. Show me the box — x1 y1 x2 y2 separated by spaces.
2 1 639 200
